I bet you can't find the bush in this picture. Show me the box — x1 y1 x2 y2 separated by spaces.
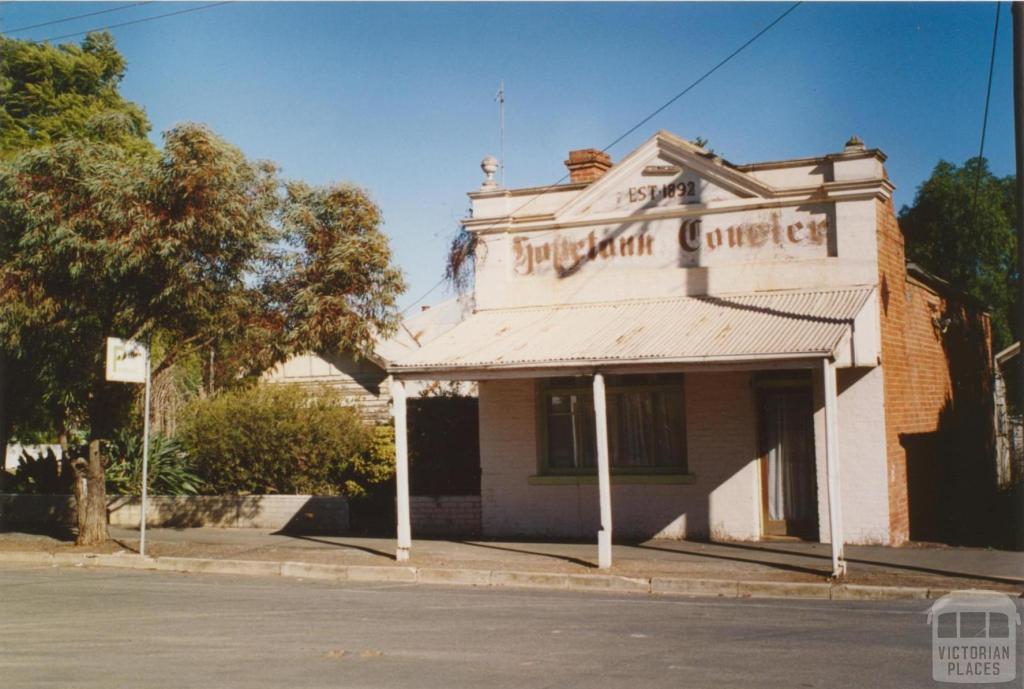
3 447 72 494
104 428 203 496
178 384 394 496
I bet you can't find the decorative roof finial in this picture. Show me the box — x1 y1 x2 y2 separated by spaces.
480 155 499 190
844 135 865 153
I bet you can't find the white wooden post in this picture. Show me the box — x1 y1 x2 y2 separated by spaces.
593 372 613 569
391 378 411 562
822 358 847 577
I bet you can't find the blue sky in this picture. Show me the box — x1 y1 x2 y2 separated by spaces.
1 2 1015 311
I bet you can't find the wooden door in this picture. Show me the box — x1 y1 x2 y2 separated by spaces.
759 388 818 540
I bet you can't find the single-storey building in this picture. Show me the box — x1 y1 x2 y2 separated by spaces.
386 131 995 573
262 295 475 422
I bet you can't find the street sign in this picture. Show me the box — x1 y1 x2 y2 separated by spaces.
105 338 148 383
103 335 153 556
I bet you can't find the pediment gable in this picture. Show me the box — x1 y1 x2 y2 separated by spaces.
554 131 777 221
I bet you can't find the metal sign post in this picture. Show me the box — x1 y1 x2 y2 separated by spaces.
139 348 151 557
105 337 151 557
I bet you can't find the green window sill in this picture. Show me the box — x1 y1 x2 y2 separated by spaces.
527 473 696 486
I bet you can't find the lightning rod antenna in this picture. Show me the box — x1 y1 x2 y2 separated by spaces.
495 80 505 187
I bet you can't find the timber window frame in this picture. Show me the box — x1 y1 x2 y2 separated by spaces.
536 374 688 476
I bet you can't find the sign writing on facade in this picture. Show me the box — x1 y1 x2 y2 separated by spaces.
509 206 833 277
625 181 698 205
574 166 736 217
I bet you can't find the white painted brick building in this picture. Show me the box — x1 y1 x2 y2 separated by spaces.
385 131 995 569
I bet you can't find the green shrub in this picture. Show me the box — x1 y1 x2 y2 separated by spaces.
104 429 203 496
178 384 394 496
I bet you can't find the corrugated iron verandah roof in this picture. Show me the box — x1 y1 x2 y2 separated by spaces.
390 287 876 376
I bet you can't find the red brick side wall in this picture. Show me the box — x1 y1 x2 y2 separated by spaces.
876 198 994 544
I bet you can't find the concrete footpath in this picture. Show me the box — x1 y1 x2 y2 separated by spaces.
0 527 1021 602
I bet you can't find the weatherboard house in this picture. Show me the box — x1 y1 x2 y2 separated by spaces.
387 131 993 572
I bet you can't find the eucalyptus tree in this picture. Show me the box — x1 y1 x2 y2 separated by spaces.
899 157 1018 349
1 33 405 544
0 30 157 484
0 31 151 157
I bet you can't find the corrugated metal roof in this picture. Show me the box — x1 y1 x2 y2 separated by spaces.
390 287 875 374
374 295 475 364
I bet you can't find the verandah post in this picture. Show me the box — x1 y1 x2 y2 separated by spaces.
821 358 847 577
392 378 411 562
593 372 613 569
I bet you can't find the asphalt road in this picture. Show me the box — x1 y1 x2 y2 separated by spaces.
0 563 1018 689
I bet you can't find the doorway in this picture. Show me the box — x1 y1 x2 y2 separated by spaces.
759 387 819 540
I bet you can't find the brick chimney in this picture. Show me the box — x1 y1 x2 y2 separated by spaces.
564 149 612 184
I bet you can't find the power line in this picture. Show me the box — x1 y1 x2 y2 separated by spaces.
409 3 802 315
469 2 803 235
973 1 1002 213
602 2 802 157
38 2 231 43
401 277 446 315
2 3 153 35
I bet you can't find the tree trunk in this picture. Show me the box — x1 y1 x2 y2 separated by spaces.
75 379 132 545
72 440 108 545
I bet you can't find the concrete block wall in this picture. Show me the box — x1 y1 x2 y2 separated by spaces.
0 494 349 533
477 372 761 541
0 494 73 528
410 496 481 537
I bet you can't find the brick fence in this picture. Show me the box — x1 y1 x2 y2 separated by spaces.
409 496 481 537
0 494 349 533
